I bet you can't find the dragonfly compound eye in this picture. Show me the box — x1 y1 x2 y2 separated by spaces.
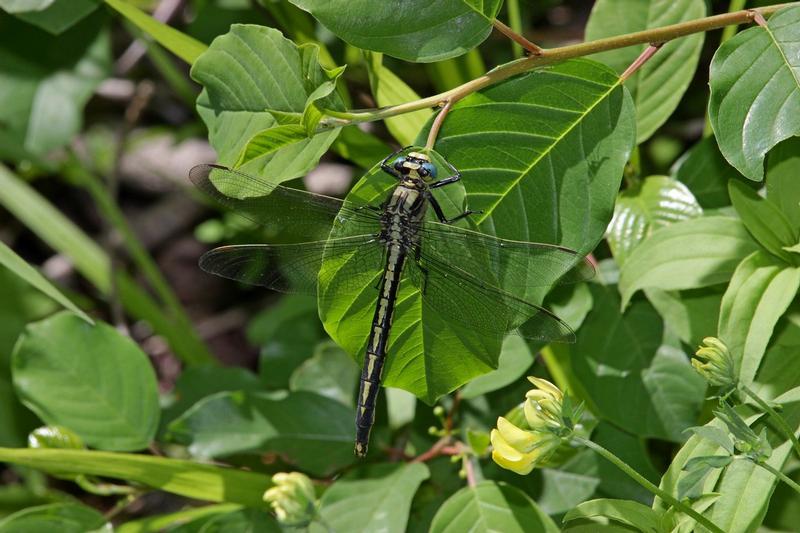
421 162 437 179
393 156 406 170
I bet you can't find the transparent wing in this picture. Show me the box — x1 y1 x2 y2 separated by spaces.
199 235 384 297
190 164 381 242
406 248 575 342
418 222 594 297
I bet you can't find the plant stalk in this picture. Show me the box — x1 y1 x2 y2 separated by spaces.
741 385 800 459
320 2 796 129
756 460 800 495
573 437 725 533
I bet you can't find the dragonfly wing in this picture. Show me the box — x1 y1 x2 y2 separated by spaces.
199 234 383 297
190 164 381 241
406 249 575 342
418 222 594 295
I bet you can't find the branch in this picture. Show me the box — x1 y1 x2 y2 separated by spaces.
492 19 543 56
320 2 796 130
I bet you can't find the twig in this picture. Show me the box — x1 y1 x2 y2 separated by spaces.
319 2 796 129
425 99 456 152
751 9 769 26
411 436 452 463
464 455 477 488
756 460 800 495
620 43 664 81
493 19 543 56
116 0 185 74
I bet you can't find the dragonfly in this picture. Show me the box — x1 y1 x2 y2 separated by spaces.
190 147 594 457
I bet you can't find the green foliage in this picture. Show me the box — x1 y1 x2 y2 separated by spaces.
1 0 800 531
709 6 800 181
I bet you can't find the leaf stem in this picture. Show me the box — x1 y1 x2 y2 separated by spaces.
319 2 795 129
573 437 725 533
620 43 664 81
492 19 543 56
741 385 800 459
756 460 800 495
425 99 456 151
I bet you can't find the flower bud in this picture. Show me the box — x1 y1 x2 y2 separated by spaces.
263 472 316 525
490 417 561 475
692 337 737 388
524 377 565 430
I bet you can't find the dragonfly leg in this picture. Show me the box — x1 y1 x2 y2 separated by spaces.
429 170 462 189
380 146 413 179
428 194 482 224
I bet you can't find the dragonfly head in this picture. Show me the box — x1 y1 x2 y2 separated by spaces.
394 152 438 183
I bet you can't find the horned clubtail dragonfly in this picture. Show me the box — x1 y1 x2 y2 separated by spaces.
190 148 593 457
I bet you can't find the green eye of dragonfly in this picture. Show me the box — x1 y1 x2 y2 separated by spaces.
190 148 594 458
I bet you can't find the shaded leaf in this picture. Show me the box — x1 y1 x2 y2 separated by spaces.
460 336 534 399
290 341 359 406
10 0 98 34
677 455 732 500
619 216 759 307
166 390 354 475
607 175 702 265
198 509 280 533
645 286 724 347
718 251 800 383
429 481 558 533
0 503 108 532
729 180 797 263
287 0 502 62
586 0 706 142
709 6 800 180
686 426 735 455
12 312 160 451
766 136 800 230
672 136 745 209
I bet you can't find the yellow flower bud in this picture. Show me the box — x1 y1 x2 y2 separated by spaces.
263 472 316 525
692 337 736 388
490 421 561 475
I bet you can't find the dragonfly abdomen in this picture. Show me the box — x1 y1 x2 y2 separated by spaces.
354 243 407 457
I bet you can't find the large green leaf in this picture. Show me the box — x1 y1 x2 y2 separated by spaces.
0 447 273 506
10 0 98 34
607 176 702 265
0 503 108 532
429 481 558 533
570 284 705 441
585 0 706 143
766 136 800 230
709 6 800 181
0 0 53 12
290 341 359 406
729 180 798 263
313 463 429 533
287 0 502 62
322 59 634 403
191 24 343 179
718 251 800 383
619 216 759 307
645 286 724 347
563 499 662 532
0 12 109 156
0 241 91 324
166 390 354 475
460 336 534 399
12 312 160 451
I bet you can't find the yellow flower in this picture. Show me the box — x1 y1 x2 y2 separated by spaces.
263 472 316 524
490 417 561 475
692 337 737 388
524 377 564 430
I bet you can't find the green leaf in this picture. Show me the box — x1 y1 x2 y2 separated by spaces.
28 426 85 450
0 0 53 12
607 176 702 265
686 426 735 455
645 286 724 346
366 53 431 145
619 216 759 307
103 0 207 64
166 391 353 475
314 463 429 533
192 25 343 179
322 59 634 403
570 284 705 441
677 455 732 500
429 481 558 533
0 447 272 506
709 6 800 181
290 341 359 406
11 0 99 34
672 136 744 209
563 499 662 533
0 241 92 324
766 136 800 230
287 0 502 62
460 336 534 399
585 0 706 143
198 509 279 532
0 12 110 156
718 251 800 383
12 312 160 451
116 504 243 533
0 503 108 532
234 124 309 168
729 180 798 262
